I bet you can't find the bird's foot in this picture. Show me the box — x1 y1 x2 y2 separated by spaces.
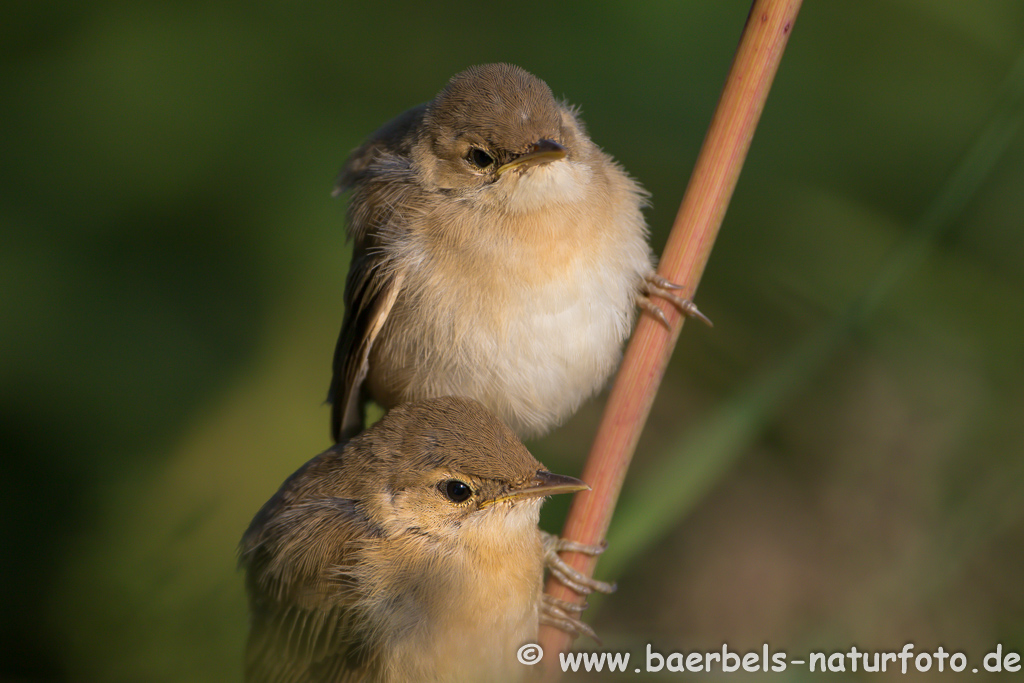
638 273 712 329
541 532 616 596
539 533 615 643
540 594 600 643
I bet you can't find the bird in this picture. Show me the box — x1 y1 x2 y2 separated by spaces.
240 396 611 683
328 63 707 442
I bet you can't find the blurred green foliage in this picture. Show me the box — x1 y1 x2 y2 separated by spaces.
2 2 1023 681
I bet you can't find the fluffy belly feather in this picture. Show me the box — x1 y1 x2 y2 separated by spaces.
370 233 644 437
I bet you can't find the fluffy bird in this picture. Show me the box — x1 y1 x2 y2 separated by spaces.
241 397 609 683
328 63 705 441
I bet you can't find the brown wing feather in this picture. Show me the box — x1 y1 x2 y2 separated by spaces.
241 488 379 683
328 254 405 442
328 105 425 442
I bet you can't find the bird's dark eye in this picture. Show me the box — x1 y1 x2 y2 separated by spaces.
467 148 494 169
440 479 473 503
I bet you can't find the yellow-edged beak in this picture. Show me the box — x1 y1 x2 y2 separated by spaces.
496 139 568 176
482 470 589 507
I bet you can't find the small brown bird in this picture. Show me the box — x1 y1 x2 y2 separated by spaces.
240 396 610 683
329 63 706 441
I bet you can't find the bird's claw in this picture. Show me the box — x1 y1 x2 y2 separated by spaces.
541 532 617 596
640 273 712 329
541 594 600 643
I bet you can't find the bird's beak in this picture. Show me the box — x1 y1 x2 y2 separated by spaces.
496 139 568 176
482 470 589 507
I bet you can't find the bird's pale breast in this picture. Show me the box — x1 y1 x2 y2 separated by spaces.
368 158 651 437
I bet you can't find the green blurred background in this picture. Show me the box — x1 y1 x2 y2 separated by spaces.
3 1 1024 680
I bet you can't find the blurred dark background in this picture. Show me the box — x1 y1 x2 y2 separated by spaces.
3 1 1024 681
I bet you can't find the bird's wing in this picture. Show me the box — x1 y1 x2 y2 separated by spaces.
329 256 405 442
329 105 426 442
241 496 378 683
